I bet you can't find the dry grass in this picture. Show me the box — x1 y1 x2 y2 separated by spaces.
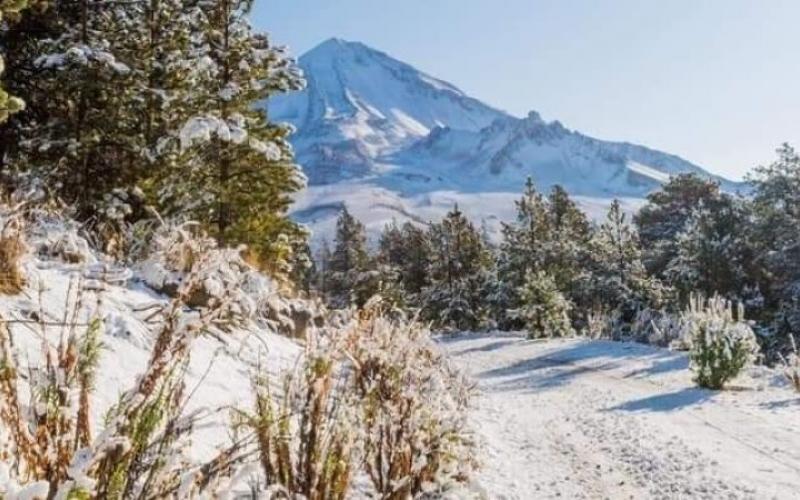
246 340 355 500
344 299 475 499
0 215 27 294
780 335 800 392
0 234 252 498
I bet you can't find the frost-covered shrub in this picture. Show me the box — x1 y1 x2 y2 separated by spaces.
0 214 27 294
583 308 621 339
631 308 689 348
0 250 251 498
244 334 356 499
779 334 800 392
687 295 759 390
138 221 324 338
516 270 574 339
345 299 475 498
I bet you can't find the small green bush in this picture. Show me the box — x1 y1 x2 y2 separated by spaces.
687 295 758 389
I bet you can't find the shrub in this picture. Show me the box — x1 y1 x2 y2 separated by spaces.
345 299 475 498
0 236 251 498
630 307 688 348
0 214 27 294
687 295 759 390
779 334 800 392
244 336 356 499
516 270 574 339
583 307 620 340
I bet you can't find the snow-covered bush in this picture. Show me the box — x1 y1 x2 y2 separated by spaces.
687 295 759 390
0 213 27 294
136 221 323 337
345 299 475 498
516 270 574 339
583 307 621 339
0 248 250 498
631 308 689 348
779 334 800 392
243 334 356 498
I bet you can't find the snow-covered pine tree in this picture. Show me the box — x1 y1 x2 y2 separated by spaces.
0 0 29 123
542 184 592 300
399 221 431 300
516 269 574 338
421 205 491 331
170 0 306 273
375 220 432 308
325 207 375 308
12 1 140 217
666 195 759 303
495 178 550 328
0 4 58 178
635 174 726 278
748 144 800 357
587 199 664 321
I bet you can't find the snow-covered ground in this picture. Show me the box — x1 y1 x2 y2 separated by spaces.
441 332 800 500
0 244 304 464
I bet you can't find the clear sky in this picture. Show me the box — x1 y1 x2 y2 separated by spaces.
252 0 800 180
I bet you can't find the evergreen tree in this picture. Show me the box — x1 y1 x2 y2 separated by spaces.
10 1 140 216
542 184 592 300
171 0 306 268
666 196 759 303
748 144 800 354
588 199 664 320
421 205 491 330
376 220 432 307
635 174 725 277
0 0 30 123
516 270 574 338
325 207 374 308
495 178 550 328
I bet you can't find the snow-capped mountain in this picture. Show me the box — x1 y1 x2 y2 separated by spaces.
270 38 506 184
270 38 734 244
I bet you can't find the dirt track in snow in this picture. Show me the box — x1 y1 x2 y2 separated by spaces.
441 333 800 500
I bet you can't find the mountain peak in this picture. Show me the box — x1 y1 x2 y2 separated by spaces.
304 37 361 58
269 39 509 183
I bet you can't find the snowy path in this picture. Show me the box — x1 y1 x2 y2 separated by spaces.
441 333 800 500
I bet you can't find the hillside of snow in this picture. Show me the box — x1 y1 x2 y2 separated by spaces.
0 216 306 466
271 38 739 242
442 333 800 499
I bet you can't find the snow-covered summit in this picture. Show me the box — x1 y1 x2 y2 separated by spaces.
269 38 507 184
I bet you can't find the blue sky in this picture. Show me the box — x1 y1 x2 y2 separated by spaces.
252 0 800 180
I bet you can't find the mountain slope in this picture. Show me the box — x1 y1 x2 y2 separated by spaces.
270 38 735 244
270 38 507 184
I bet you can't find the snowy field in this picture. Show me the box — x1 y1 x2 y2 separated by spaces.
441 332 800 500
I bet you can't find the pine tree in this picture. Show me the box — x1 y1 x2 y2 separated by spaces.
516 270 574 338
495 178 550 328
542 184 592 298
376 220 432 307
170 0 306 271
0 1 26 122
399 222 432 299
635 174 725 277
666 196 759 303
325 207 374 307
421 205 491 330
588 199 663 320
10 1 141 216
747 144 800 354
0 0 42 123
